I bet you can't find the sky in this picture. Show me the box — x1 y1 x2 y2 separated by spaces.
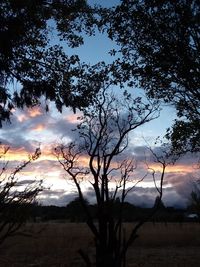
0 0 199 208
0 102 198 208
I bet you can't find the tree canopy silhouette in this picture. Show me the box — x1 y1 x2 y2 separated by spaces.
104 0 200 154
0 0 101 126
2 0 199 155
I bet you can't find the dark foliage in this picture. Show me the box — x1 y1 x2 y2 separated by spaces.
0 0 102 126
104 0 200 154
0 144 43 245
66 197 89 222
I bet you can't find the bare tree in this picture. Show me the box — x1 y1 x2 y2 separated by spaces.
0 144 43 245
55 88 168 267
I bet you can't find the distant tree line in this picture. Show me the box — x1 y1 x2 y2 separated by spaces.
28 197 198 223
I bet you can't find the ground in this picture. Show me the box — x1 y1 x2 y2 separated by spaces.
0 222 200 266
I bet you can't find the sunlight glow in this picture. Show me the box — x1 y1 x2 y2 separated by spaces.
27 107 43 117
65 112 82 124
148 163 195 174
31 124 46 132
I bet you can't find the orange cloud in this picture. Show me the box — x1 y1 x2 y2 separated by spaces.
65 113 82 124
1 142 197 194
148 163 195 174
3 146 195 175
16 107 43 122
27 107 42 118
4 147 31 161
0 146 56 163
32 124 46 132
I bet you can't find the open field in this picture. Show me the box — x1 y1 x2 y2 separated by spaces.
0 222 200 266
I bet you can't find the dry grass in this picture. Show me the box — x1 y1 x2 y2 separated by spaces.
0 222 200 266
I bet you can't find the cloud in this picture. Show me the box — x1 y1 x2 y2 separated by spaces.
64 112 83 124
1 105 199 208
162 187 189 208
39 189 78 206
31 124 46 132
27 107 43 118
0 106 79 162
47 118 77 140
0 108 48 153
17 114 28 123
16 179 39 186
164 172 195 199
37 184 189 208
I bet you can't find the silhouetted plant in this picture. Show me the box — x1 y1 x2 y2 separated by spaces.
0 0 101 125
55 88 169 267
0 144 43 245
103 0 200 155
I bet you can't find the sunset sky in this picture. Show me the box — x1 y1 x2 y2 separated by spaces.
0 0 199 208
0 97 198 208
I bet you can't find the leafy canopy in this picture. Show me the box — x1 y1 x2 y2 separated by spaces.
0 0 101 126
103 0 200 154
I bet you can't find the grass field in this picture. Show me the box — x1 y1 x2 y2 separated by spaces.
0 222 200 266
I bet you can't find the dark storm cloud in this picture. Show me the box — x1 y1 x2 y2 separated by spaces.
47 118 78 140
132 145 172 163
0 136 35 153
39 184 189 208
39 189 78 206
176 152 200 165
16 179 38 186
162 187 189 208
133 145 200 167
164 173 195 200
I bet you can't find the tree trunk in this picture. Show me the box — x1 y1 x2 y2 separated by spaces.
95 216 126 267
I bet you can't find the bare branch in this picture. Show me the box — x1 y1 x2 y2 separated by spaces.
55 87 163 267
0 145 43 245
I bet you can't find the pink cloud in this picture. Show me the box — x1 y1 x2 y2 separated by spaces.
27 107 43 118
31 124 46 132
65 113 82 124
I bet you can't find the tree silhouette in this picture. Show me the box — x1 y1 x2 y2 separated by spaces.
0 144 43 245
0 0 100 126
55 88 168 267
104 0 200 154
66 197 89 222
